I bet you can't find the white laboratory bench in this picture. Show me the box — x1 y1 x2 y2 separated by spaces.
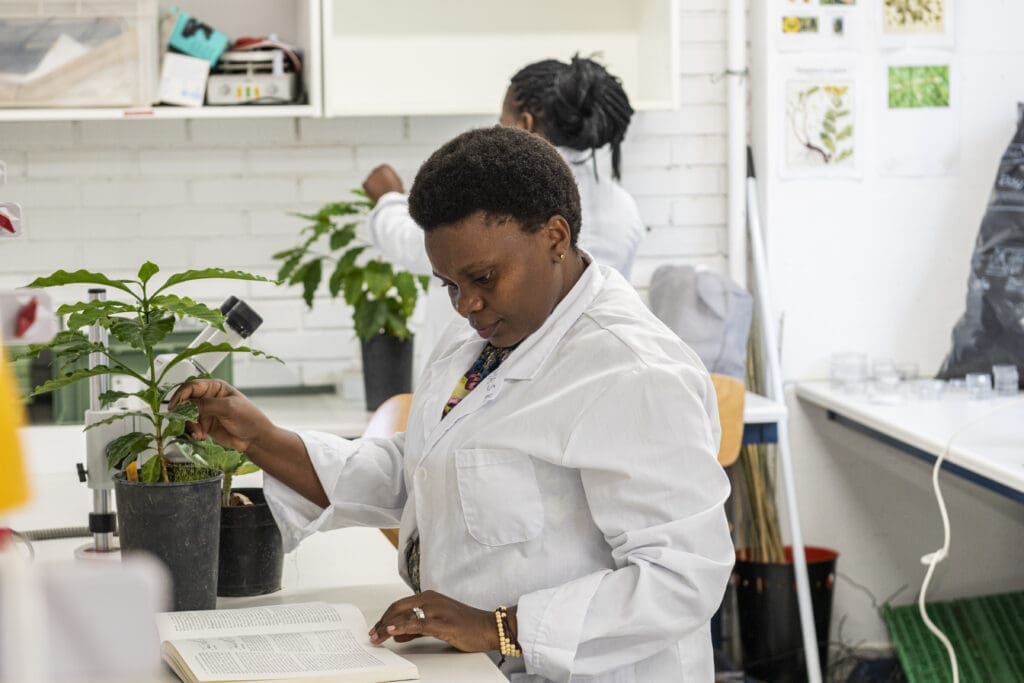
26 532 504 683
795 380 1024 503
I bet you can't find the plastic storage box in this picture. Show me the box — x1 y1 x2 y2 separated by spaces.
0 0 158 108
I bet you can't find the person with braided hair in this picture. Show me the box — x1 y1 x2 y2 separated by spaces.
362 56 646 378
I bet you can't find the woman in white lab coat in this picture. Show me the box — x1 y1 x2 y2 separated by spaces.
362 56 646 378
174 127 732 682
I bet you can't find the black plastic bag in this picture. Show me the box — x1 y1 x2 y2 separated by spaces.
938 104 1024 387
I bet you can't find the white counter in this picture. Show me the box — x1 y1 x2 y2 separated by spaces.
796 380 1024 500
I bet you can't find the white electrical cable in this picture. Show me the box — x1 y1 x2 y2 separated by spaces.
917 400 1021 683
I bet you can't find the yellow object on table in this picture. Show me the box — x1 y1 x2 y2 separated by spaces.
0 340 29 512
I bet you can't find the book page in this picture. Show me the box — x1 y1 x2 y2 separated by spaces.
157 603 362 641
164 628 418 682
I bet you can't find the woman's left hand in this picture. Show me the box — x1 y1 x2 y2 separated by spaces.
369 590 497 652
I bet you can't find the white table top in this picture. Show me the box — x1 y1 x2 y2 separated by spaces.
27 533 504 683
742 391 787 424
795 380 1024 496
220 582 505 683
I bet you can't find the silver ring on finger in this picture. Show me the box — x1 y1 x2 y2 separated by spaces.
411 606 426 621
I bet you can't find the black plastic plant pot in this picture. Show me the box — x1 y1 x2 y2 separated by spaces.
361 333 413 411
734 546 838 683
218 487 283 597
114 466 223 612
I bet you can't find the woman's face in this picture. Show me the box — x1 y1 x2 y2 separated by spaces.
425 211 572 348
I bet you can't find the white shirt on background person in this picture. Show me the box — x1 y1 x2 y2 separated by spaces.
265 261 733 682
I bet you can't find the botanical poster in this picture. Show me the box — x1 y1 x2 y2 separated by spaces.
887 65 949 108
778 0 859 51
785 81 855 171
883 0 945 34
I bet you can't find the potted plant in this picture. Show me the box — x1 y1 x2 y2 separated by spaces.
178 437 284 597
17 262 274 610
272 190 430 410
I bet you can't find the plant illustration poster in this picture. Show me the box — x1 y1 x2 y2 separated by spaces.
883 0 945 34
879 56 958 176
777 0 860 51
887 65 949 108
784 79 857 177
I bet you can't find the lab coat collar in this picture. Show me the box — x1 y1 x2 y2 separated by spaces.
417 251 603 457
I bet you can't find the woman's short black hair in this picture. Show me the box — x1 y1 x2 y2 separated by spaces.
407 126 581 246
508 55 634 180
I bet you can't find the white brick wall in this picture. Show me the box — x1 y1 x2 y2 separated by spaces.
0 2 730 389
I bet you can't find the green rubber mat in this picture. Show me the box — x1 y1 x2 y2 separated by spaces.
882 591 1024 683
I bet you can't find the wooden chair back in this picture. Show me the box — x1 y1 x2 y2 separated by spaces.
711 373 745 467
362 394 413 549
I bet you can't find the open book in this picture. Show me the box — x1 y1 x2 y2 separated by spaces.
156 602 419 683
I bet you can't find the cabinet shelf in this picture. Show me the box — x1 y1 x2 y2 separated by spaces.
0 0 321 122
0 104 318 122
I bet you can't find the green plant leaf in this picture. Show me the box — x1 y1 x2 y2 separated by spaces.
26 269 136 296
418 275 432 291
178 437 252 475
154 268 270 296
58 300 136 331
106 432 151 469
109 315 175 351
328 246 367 298
301 259 323 308
161 401 200 438
394 271 417 304
364 261 394 298
98 389 132 407
236 463 260 476
338 246 367 273
14 329 97 361
137 262 160 284
386 304 412 339
30 366 134 397
84 411 153 431
149 295 224 329
836 125 853 141
354 297 391 340
276 252 303 283
139 454 162 483
272 247 299 261
343 269 364 306
329 227 355 251
836 148 853 162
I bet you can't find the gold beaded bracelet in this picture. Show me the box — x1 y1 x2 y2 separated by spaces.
495 605 522 661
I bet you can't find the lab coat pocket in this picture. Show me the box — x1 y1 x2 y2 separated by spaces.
455 449 544 547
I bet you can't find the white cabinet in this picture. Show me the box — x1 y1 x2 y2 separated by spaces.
321 0 679 117
0 0 320 121
0 0 679 121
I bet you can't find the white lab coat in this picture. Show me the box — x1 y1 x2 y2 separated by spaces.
265 263 734 682
361 146 646 384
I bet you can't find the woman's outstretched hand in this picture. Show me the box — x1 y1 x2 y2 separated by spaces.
369 590 504 653
169 379 272 454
